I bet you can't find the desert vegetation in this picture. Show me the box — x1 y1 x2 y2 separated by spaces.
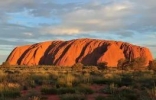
0 58 156 100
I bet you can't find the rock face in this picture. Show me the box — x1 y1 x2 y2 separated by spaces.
6 38 153 67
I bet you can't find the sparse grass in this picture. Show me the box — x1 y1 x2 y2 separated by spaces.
0 83 21 98
146 86 156 100
0 65 155 100
41 85 93 95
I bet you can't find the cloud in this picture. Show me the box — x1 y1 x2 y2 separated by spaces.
0 0 156 64
42 27 81 35
0 23 40 41
1 0 156 37
0 39 35 46
63 1 133 30
39 0 134 36
0 0 155 46
23 32 33 37
0 0 80 19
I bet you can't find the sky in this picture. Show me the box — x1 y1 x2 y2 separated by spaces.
0 0 156 64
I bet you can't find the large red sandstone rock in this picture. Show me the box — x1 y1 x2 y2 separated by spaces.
6 38 153 67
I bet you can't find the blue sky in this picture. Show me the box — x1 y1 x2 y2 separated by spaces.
0 0 156 64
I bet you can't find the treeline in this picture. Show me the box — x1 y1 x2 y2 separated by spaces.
1 57 156 71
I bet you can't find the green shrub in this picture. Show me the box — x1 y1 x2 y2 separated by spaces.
56 73 75 87
117 58 128 70
92 78 108 84
114 88 139 100
130 57 146 70
95 95 107 100
57 87 76 94
92 77 118 85
77 86 94 94
25 90 40 100
41 86 76 95
146 87 156 100
97 62 108 70
0 89 20 98
28 96 40 100
72 63 83 71
118 74 133 86
101 83 117 94
117 57 146 70
41 86 57 95
60 94 86 100
149 59 156 71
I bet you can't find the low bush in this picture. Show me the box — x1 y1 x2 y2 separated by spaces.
77 86 94 94
56 73 75 87
149 60 156 71
72 63 83 71
25 90 41 100
95 95 108 100
118 74 133 86
0 89 20 98
57 87 76 94
114 87 139 100
101 83 117 94
41 86 57 95
146 87 156 100
60 94 86 100
97 62 108 70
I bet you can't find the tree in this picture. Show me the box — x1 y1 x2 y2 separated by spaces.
117 58 127 70
148 59 156 71
72 63 83 71
117 57 146 70
97 62 108 70
130 57 146 70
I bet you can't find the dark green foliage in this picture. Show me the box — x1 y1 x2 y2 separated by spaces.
60 94 86 100
0 65 156 100
117 58 128 70
57 87 76 94
130 57 146 70
95 95 107 100
41 87 57 95
77 86 94 94
41 86 93 95
135 77 155 89
72 63 83 71
114 88 139 100
34 79 43 85
41 87 76 95
117 57 146 70
92 77 120 85
101 83 118 95
149 59 156 71
92 78 110 84
97 62 108 70
99 88 139 100
101 86 112 94
119 74 133 86
0 89 20 98
23 85 28 90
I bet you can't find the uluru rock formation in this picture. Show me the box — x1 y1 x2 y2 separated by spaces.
6 38 153 67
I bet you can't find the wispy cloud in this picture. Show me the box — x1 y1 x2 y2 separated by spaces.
0 0 156 63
